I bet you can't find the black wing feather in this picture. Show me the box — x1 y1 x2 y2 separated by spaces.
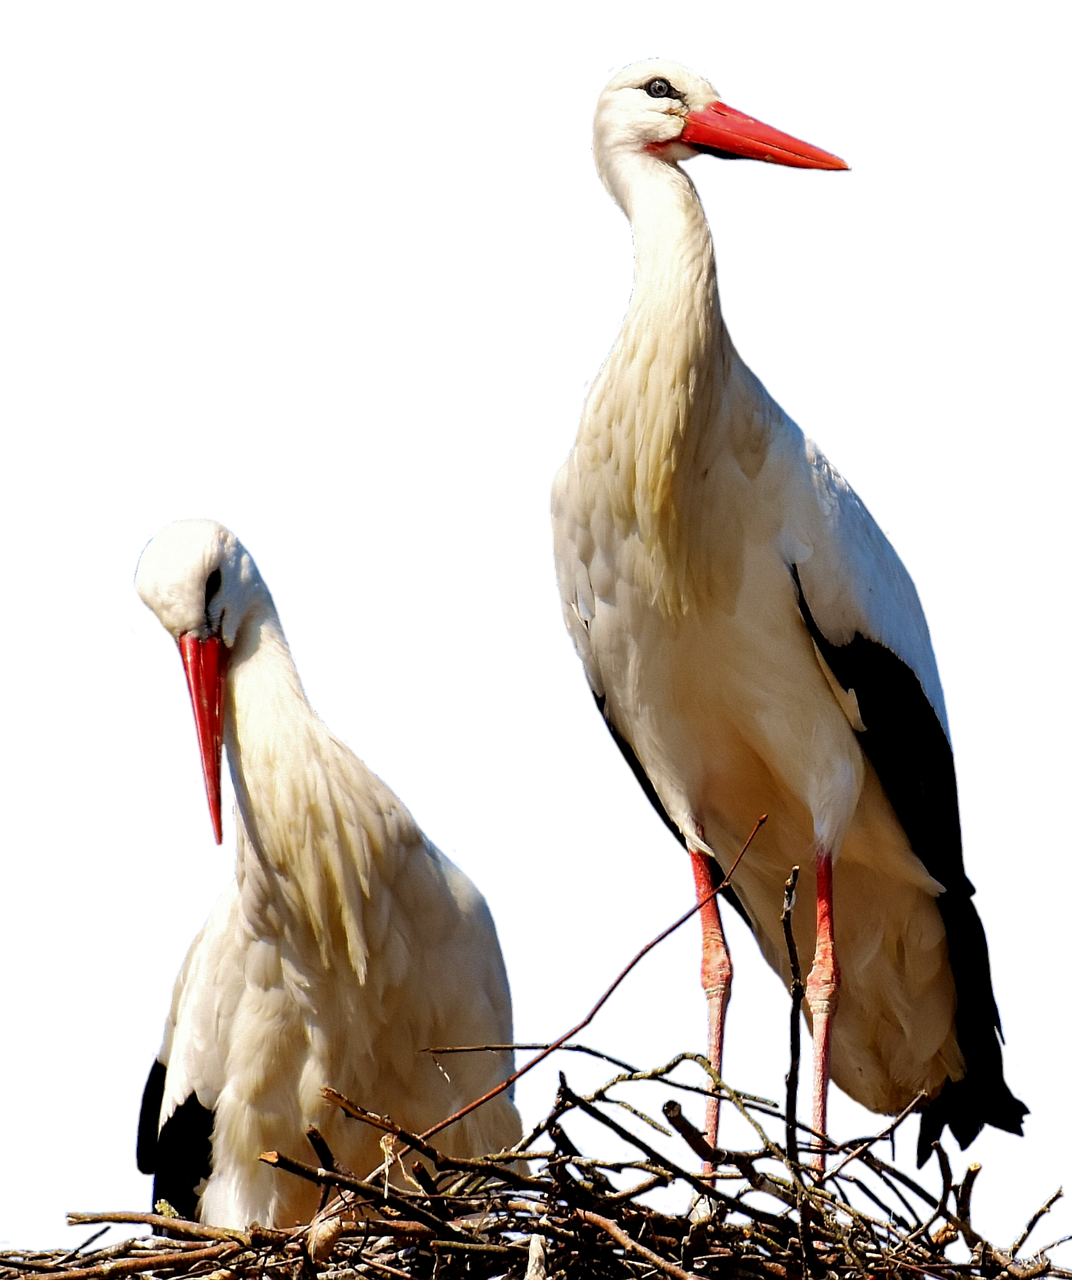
789 565 1026 1164
136 1058 213 1220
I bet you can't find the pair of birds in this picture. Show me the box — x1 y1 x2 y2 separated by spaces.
135 59 1025 1228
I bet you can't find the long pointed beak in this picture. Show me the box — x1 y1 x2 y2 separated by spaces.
681 101 848 170
178 632 228 844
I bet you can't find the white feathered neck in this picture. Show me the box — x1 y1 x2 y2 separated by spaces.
577 142 777 615
224 596 408 983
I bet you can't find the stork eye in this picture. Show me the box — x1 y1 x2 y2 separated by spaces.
645 78 674 99
205 568 222 612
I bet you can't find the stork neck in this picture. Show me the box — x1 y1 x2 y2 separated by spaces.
222 604 373 971
621 155 721 336
580 150 737 612
223 605 315 861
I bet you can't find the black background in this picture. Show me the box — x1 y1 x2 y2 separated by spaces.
6 24 1064 1264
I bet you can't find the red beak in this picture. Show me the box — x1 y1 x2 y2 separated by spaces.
681 101 848 171
179 632 228 844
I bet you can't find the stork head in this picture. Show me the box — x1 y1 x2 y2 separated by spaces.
594 59 847 192
136 519 266 844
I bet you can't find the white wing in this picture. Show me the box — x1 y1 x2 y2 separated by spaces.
157 883 241 1125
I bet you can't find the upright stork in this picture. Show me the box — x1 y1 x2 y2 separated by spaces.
551 60 1025 1165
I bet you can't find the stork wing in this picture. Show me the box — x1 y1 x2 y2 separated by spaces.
772 417 1023 1141
138 883 239 1217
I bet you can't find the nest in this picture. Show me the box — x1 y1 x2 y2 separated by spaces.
2 1052 1068 1280
4 862 1064 1279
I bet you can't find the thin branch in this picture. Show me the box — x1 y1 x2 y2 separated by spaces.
258 1150 472 1241
780 865 803 1168
37 1243 237 1280
576 1209 701 1280
64 1213 260 1246
922 1141 955 1245
1012 1189 1063 1257
819 1093 924 1184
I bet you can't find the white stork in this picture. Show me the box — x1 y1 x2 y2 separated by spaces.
552 60 1025 1165
135 519 522 1226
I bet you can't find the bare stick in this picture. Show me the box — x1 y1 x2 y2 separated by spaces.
918 1141 955 1246
258 1150 476 1242
305 1125 341 1215
576 1209 701 1280
1012 1188 1063 1257
660 1099 715 1166
961 1162 987 1218
40 1243 237 1280
65 1213 260 1245
819 1093 924 1184
780 865 802 1167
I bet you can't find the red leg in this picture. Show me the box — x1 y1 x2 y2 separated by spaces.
805 848 840 1169
689 849 732 1161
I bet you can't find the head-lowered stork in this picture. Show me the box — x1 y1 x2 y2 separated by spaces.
135 519 521 1226
551 60 1025 1166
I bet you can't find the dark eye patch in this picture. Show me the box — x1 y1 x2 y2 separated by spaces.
647 78 690 102
205 568 222 612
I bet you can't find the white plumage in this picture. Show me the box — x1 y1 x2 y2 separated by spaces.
135 519 521 1227
552 61 1024 1163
